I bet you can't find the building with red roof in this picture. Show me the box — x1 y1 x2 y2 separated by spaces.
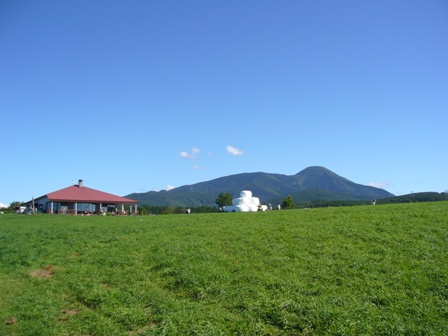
24 180 138 215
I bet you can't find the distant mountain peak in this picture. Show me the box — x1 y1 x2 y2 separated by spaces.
127 166 394 206
296 166 338 175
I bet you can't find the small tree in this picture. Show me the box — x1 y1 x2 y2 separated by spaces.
163 205 176 214
6 201 21 213
215 192 233 208
282 195 295 209
139 205 149 215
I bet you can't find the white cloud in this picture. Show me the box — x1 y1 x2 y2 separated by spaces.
0 202 9 209
367 181 389 189
226 146 243 156
192 165 202 170
180 147 200 159
165 184 175 191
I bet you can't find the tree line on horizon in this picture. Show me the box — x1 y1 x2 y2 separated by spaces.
1 192 446 215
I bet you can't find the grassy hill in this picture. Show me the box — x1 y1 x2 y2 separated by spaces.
1 202 447 335
380 191 448 203
127 166 394 206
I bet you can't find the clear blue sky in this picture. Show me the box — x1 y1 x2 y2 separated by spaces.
1 0 447 206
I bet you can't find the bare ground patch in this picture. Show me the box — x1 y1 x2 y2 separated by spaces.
100 283 112 289
61 309 79 316
5 316 17 325
57 308 81 324
29 265 55 279
127 324 157 335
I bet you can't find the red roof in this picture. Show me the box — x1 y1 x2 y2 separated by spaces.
45 185 138 204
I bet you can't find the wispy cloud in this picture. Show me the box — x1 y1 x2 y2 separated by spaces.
192 165 202 170
149 185 175 192
367 181 389 189
226 146 243 156
180 147 200 159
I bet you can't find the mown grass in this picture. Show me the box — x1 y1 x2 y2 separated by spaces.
0 202 447 335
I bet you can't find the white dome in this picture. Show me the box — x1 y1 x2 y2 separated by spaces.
235 204 249 212
251 197 260 206
240 190 252 198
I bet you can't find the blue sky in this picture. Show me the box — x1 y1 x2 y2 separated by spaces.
1 0 447 206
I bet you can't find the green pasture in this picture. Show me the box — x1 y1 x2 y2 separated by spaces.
0 202 447 335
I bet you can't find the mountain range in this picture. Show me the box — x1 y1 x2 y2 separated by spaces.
126 166 394 207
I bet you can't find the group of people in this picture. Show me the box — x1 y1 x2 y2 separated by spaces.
268 203 282 210
258 203 281 211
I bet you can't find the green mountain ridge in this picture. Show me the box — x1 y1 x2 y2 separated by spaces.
126 166 394 207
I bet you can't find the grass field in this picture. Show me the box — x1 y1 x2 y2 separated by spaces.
0 202 447 335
